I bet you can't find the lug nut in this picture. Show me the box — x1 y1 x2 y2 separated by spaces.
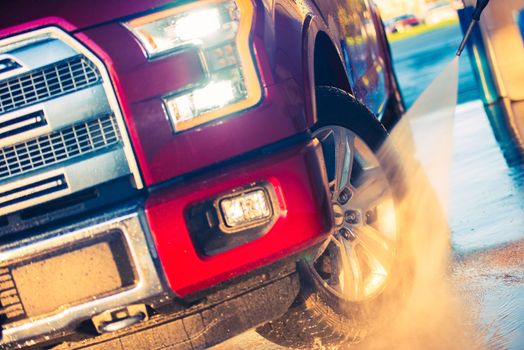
338 188 353 205
366 208 377 224
338 227 356 241
344 210 360 225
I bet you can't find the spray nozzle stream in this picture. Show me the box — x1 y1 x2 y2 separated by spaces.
456 0 491 56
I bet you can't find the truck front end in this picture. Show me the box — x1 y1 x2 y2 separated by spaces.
0 1 333 348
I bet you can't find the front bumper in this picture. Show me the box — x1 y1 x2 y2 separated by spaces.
55 259 302 350
0 137 333 348
0 210 165 348
146 138 333 296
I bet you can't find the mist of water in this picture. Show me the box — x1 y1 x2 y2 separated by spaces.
215 58 487 350
347 58 485 350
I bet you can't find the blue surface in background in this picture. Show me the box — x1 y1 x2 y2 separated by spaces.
390 24 480 108
518 8 524 42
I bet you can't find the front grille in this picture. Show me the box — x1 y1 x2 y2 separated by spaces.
0 27 140 235
0 115 121 181
0 56 101 115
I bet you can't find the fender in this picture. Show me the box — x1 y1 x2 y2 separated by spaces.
301 12 354 127
255 0 353 130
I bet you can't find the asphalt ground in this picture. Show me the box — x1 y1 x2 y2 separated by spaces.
216 24 524 349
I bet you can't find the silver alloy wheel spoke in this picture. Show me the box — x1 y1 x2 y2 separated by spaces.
346 239 364 299
355 225 393 273
350 167 389 213
311 125 398 302
329 236 352 292
333 128 355 197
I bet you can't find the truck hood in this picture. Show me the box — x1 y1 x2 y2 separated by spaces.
0 0 176 33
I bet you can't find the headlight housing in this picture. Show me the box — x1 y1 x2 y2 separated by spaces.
125 0 262 132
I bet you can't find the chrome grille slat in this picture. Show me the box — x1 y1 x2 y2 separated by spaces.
0 56 101 115
0 115 121 182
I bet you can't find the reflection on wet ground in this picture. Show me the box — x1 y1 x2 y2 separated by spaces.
451 101 524 349
451 102 524 252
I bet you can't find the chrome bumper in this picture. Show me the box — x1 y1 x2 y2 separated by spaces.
0 212 165 347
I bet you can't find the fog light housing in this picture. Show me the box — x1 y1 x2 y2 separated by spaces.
219 188 271 230
185 182 281 255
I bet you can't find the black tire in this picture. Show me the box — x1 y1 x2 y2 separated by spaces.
256 86 412 349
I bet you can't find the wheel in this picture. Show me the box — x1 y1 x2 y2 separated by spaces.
257 86 410 348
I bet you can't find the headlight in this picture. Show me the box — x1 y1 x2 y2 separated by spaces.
125 0 262 132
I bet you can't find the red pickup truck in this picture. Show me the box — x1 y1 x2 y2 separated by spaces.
0 0 405 348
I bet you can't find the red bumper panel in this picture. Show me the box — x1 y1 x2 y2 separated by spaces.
145 139 333 297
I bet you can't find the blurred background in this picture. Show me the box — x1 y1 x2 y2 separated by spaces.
375 0 478 108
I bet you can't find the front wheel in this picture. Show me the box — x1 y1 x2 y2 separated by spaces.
257 87 410 348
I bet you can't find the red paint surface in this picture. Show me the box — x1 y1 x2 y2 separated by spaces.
145 140 333 296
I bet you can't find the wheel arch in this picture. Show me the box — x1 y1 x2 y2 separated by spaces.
313 32 352 94
302 15 355 127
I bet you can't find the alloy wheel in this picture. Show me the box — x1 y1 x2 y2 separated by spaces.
311 126 398 302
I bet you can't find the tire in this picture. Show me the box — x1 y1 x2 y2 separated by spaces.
256 86 412 349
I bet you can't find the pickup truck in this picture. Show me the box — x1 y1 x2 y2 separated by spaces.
0 0 405 348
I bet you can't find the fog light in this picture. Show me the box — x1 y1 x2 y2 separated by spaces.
186 183 280 255
219 189 271 230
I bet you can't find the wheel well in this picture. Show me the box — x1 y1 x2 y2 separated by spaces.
314 32 352 93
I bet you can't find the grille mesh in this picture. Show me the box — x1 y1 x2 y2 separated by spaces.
0 56 101 116
0 115 121 181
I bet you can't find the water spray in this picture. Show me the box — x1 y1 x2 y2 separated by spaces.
456 0 491 56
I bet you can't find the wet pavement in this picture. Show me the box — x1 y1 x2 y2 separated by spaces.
215 25 524 350
450 101 524 349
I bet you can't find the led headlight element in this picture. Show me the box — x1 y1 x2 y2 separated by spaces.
166 80 236 122
219 189 272 229
125 0 262 132
126 7 227 57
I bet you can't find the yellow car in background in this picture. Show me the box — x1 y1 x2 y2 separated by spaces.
460 0 524 164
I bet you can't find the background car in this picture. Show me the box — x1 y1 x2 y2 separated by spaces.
424 1 459 24
390 14 422 33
